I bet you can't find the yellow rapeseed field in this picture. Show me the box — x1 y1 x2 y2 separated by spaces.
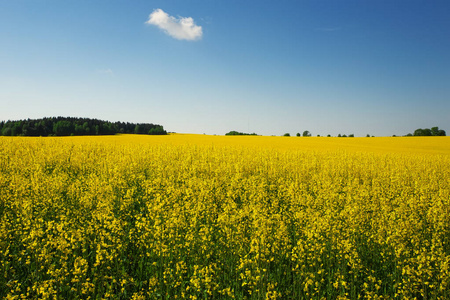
1 134 450 299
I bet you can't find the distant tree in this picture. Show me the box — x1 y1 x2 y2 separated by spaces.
431 126 446 136
405 133 413 136
11 123 21 136
416 128 431 136
327 134 331 137
338 134 342 137
413 127 445 136
2 126 11 136
349 134 354 137
53 120 73 136
82 122 90 135
423 128 432 136
225 131 257 136
342 134 347 137
22 123 30 136
149 126 167 135
296 133 301 137
302 130 311 137
226 131 239 135
317 134 320 137
283 133 290 137
366 134 370 137
74 124 84 135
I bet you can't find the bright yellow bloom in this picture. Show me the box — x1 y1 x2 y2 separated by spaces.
1 134 449 298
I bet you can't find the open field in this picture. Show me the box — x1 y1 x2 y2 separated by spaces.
1 135 450 299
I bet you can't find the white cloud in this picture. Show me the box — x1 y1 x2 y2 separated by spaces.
145 9 202 41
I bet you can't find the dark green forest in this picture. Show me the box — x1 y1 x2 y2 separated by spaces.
0 117 167 136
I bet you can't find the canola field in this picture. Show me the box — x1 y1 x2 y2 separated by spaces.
1 134 450 299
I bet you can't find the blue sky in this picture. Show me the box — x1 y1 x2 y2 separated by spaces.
1 0 449 136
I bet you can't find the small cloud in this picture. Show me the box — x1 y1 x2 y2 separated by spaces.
145 8 202 41
97 69 114 76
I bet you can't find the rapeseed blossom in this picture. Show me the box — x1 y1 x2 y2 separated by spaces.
1 134 449 299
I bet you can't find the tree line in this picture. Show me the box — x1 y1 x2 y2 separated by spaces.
0 117 167 137
225 131 258 136
283 126 446 137
406 126 446 137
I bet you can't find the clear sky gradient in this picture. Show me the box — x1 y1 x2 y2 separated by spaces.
1 0 449 136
